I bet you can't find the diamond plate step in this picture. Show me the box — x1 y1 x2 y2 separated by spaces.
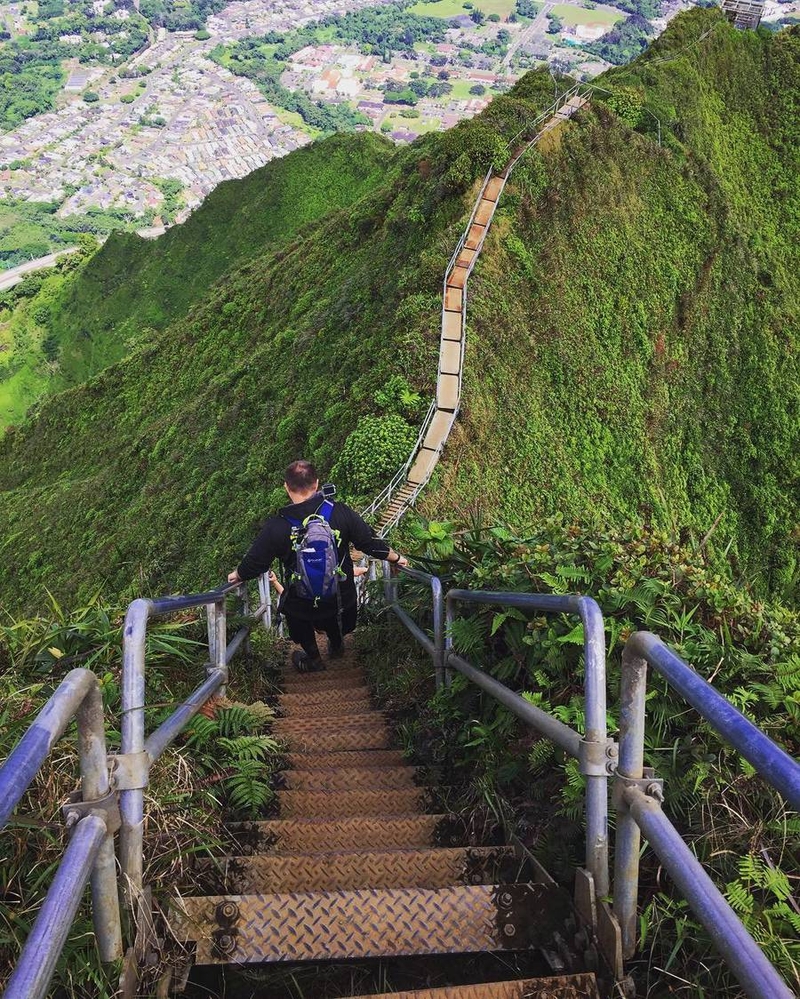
278 726 391 752
279 685 371 708
286 749 407 769
194 846 521 894
171 883 571 964
280 766 419 791
276 788 426 818
273 711 385 736
227 814 473 855
281 670 368 691
348 974 600 999
279 696 373 718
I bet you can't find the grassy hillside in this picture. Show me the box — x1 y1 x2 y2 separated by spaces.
0 132 393 428
421 14 800 598
0 12 797 612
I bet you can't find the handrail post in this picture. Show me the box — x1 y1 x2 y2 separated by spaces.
613 639 648 958
77 682 123 962
238 583 252 656
119 598 152 908
431 576 444 690
577 597 610 898
206 597 227 694
257 571 273 630
444 592 454 688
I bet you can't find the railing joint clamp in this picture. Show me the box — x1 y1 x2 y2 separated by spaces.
109 750 150 791
612 767 664 811
62 789 121 835
579 737 618 777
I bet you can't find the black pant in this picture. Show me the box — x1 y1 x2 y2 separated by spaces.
286 615 342 660
285 603 357 660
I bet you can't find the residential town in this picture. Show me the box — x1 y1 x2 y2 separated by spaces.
0 0 752 230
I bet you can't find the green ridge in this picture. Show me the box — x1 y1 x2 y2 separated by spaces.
0 11 797 612
0 132 394 427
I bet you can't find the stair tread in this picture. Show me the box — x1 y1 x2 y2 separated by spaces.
348 975 600 999
226 814 485 854
194 846 520 893
280 766 419 790
171 883 571 964
287 750 407 769
276 787 427 818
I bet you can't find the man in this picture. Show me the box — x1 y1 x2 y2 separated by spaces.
228 459 408 671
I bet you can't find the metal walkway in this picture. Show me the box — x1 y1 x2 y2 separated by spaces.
1 567 798 998
363 88 591 536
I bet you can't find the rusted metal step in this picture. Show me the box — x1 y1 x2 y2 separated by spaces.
349 974 600 999
474 199 494 227
279 696 373 718
277 725 391 752
279 685 371 707
273 712 387 739
276 787 426 818
287 749 407 769
171 882 571 964
194 846 520 894
280 766 419 791
483 176 504 202
227 814 471 854
281 671 369 692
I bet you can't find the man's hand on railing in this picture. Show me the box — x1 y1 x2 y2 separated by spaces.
227 569 241 584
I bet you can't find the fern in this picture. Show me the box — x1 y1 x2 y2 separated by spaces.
218 735 280 762
224 759 274 815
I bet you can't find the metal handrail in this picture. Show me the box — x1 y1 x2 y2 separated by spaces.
382 565 610 897
0 669 122 999
119 578 272 903
0 574 280 998
366 86 596 535
379 567 798 999
613 630 798 999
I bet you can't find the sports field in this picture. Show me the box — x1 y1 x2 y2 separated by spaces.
409 0 517 19
549 3 623 26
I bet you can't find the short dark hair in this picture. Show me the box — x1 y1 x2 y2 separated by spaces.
285 459 319 492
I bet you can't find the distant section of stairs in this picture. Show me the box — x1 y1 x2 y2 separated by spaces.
366 89 590 537
171 638 600 997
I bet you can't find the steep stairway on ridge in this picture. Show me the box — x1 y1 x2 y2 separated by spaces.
372 91 589 536
171 636 601 997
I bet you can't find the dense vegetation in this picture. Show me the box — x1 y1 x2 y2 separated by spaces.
584 12 653 64
0 13 797 612
420 13 800 600
0 133 393 427
363 516 800 996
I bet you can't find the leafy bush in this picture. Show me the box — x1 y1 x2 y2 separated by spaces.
334 414 417 495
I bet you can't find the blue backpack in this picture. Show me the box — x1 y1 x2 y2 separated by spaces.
283 500 345 606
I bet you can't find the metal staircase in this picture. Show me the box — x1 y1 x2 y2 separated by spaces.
363 87 592 537
0 568 798 998
170 638 601 995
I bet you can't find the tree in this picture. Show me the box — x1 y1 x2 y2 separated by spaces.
120 93 135 103
83 90 99 102
438 69 450 79
487 12 500 20
470 8 485 23
469 83 486 95
546 13 563 33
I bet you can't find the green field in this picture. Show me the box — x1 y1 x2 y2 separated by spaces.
550 3 623 26
447 77 497 100
409 0 517 19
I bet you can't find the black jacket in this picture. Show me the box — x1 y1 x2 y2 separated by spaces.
236 493 390 620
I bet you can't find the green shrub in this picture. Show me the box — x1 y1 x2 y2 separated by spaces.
334 414 417 494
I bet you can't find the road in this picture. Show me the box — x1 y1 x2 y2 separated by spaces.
0 226 166 292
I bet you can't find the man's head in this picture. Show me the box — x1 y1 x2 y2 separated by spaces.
284 459 320 503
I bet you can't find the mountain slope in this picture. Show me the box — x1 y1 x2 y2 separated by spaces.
421 15 800 596
0 12 797 611
0 133 393 428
